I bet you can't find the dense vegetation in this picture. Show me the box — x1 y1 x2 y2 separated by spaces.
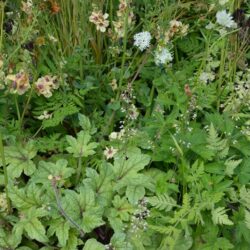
0 0 250 249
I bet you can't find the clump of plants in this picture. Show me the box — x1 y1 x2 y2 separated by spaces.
0 0 250 249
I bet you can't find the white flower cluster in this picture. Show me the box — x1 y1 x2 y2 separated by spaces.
133 31 152 51
155 48 173 65
216 10 237 28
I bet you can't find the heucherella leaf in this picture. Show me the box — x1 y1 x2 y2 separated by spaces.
47 219 70 247
0 228 22 249
112 147 150 181
31 159 74 187
78 113 97 134
61 230 78 250
5 140 37 178
13 207 49 243
83 239 105 250
245 209 250 230
66 131 98 158
212 207 233 226
8 183 44 210
126 185 145 204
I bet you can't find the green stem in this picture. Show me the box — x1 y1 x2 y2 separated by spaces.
0 132 12 214
76 156 82 183
145 85 155 118
14 95 21 123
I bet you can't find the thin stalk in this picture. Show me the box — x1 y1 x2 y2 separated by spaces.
14 95 21 123
76 156 82 183
0 2 5 52
0 133 12 214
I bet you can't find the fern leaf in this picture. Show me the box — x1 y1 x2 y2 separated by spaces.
212 207 233 225
245 209 250 230
148 194 177 211
225 158 242 177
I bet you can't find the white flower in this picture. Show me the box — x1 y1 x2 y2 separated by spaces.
133 31 152 51
155 48 173 65
109 132 118 140
199 72 215 83
36 110 52 120
216 10 237 28
104 147 118 159
205 22 215 30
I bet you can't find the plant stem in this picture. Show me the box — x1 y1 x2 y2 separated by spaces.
0 132 12 214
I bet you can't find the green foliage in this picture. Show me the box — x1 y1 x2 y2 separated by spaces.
0 0 250 249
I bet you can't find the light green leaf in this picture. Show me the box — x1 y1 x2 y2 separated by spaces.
212 207 233 226
148 193 177 211
126 185 145 204
5 140 37 178
225 158 242 177
83 239 105 250
62 230 78 250
66 131 98 158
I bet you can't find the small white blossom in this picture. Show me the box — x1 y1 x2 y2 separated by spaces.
133 31 152 51
199 72 215 83
36 110 52 120
205 22 215 30
155 48 173 65
216 10 237 28
104 147 118 159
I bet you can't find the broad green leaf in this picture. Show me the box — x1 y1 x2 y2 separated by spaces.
83 239 105 250
62 230 78 250
31 159 74 187
47 219 70 246
78 114 97 134
66 131 98 158
126 185 145 204
8 183 44 210
5 140 37 178
0 228 22 249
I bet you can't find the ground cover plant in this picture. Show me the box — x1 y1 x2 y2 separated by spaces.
0 0 250 249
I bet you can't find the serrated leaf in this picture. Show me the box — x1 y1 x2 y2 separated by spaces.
31 159 74 187
148 194 177 211
225 158 242 177
245 209 250 230
212 207 233 226
62 230 78 250
66 131 98 158
126 185 145 204
83 239 105 250
5 140 37 178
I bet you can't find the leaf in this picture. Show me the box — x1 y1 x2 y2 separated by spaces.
245 209 250 230
0 228 22 249
126 185 145 204
112 147 150 181
47 219 70 247
14 208 49 243
148 193 177 211
8 183 43 210
83 239 105 250
78 113 97 134
5 140 37 178
31 159 74 187
62 230 78 250
239 186 250 209
225 158 242 177
212 207 233 226
66 131 98 158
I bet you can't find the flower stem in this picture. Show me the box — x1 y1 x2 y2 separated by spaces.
0 132 12 214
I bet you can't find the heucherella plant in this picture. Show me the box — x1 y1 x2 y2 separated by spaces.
0 0 250 249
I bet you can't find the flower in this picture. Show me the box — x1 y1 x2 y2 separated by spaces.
155 47 173 65
36 110 53 120
89 11 109 32
6 71 30 95
104 146 118 159
133 31 152 51
0 193 8 211
110 79 118 91
35 75 58 98
199 72 215 83
216 10 237 28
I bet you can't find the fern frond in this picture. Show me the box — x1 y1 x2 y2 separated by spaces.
148 194 178 211
212 207 233 225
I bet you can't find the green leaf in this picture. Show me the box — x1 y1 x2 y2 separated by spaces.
148 193 177 211
225 158 242 177
31 159 74 187
212 207 233 226
126 185 145 204
83 239 105 250
78 113 97 134
245 209 250 230
66 131 98 158
5 140 37 178
112 147 150 181
0 228 22 249
62 230 78 250
47 219 70 246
